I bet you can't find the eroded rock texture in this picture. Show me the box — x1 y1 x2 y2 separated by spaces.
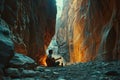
0 0 57 64
56 0 120 63
0 19 14 69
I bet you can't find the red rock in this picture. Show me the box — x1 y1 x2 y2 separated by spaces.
0 0 57 65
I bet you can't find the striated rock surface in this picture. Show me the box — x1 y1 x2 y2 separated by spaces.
3 61 120 80
0 19 14 69
56 0 120 63
0 0 57 64
9 53 37 69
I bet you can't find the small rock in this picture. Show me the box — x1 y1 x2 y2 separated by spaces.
12 78 37 80
13 78 41 80
43 75 51 78
22 70 40 77
91 75 97 78
44 69 51 72
53 72 59 75
5 68 20 78
105 71 119 76
92 71 101 75
35 66 45 72
57 68 66 71
58 76 66 80
88 77 98 80
58 79 66 80
2 77 11 80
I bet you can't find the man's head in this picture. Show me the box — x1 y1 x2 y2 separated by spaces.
49 50 53 55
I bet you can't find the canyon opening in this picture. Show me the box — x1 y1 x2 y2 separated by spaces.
0 0 120 80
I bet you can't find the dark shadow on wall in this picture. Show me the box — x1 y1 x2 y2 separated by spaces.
105 27 116 61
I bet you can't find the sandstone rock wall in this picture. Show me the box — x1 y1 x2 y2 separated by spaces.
0 0 57 64
56 0 120 63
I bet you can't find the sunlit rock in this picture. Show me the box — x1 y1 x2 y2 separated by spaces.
56 0 120 63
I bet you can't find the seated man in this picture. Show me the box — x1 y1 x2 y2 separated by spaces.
46 50 61 67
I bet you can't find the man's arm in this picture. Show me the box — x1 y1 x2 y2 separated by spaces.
55 57 62 61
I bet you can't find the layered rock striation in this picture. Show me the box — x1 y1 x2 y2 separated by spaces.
56 0 120 63
0 0 57 64
0 19 14 69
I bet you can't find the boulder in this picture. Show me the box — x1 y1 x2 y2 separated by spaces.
0 19 14 69
9 53 37 69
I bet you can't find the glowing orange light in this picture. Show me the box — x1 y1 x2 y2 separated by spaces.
39 54 47 66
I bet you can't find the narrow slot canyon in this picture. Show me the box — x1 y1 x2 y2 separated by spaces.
0 0 120 80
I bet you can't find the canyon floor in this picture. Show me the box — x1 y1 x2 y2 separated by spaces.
3 61 120 80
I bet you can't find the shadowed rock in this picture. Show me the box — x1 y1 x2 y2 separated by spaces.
0 0 57 64
0 19 14 68
9 53 37 69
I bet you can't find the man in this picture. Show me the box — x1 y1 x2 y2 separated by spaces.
46 50 61 67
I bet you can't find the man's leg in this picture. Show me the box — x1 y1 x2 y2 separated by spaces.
54 61 60 67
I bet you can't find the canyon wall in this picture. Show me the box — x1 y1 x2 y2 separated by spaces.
0 0 57 64
56 0 120 63
0 19 14 69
